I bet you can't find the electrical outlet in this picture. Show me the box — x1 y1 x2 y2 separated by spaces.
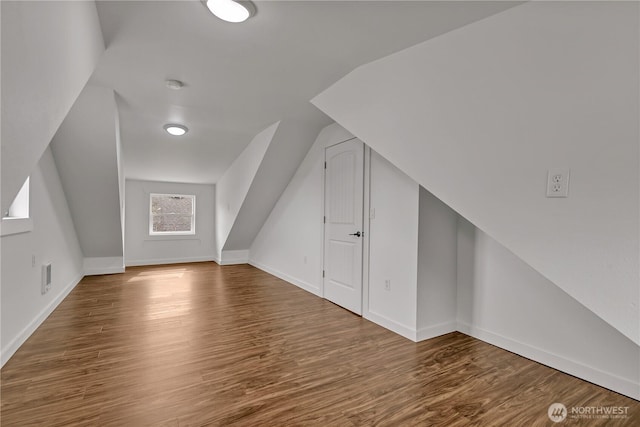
370 208 376 220
384 279 391 291
546 169 570 198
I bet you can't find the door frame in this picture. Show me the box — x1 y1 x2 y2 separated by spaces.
361 145 371 318
320 138 371 315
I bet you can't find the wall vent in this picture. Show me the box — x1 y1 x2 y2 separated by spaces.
42 263 52 294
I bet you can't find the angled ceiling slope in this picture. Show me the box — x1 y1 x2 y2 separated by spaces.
1 0 104 212
312 1 640 344
223 118 330 252
216 122 280 261
51 85 124 261
91 0 519 185
216 116 328 264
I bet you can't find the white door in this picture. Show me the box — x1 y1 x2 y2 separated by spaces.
323 139 364 315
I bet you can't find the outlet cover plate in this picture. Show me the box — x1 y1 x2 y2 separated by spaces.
546 168 570 198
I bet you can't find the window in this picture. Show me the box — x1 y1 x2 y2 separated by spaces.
149 193 195 235
1 177 32 237
4 177 30 219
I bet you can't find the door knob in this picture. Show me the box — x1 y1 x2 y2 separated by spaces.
349 231 362 237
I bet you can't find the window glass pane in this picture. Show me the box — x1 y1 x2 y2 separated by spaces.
152 214 192 233
151 195 193 215
150 194 195 234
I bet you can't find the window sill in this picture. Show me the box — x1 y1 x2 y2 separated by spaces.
1 218 33 237
145 234 199 242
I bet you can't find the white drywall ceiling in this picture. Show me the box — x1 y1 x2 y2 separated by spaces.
1 0 104 213
91 0 519 184
51 85 124 258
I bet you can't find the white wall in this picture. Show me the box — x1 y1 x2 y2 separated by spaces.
224 120 328 252
248 125 344 295
366 151 419 339
251 120 639 399
1 148 84 366
1 0 105 213
125 180 216 266
216 122 278 261
251 124 434 340
51 85 124 275
312 1 640 345
417 187 458 339
457 217 640 400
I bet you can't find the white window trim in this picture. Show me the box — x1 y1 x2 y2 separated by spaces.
1 217 34 237
149 193 196 236
144 234 200 242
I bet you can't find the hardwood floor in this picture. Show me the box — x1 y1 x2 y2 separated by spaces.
1 262 638 426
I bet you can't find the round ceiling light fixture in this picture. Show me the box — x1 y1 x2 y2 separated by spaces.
164 124 188 136
204 0 254 23
165 79 184 90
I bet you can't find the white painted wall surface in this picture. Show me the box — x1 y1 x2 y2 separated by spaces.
51 85 124 260
83 257 125 276
366 151 419 338
1 0 104 213
313 1 640 344
251 124 451 341
1 148 84 366
249 125 335 295
125 180 216 266
457 217 640 400
417 187 457 339
224 120 328 252
216 122 278 260
251 120 639 398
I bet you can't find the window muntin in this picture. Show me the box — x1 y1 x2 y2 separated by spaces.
149 193 195 235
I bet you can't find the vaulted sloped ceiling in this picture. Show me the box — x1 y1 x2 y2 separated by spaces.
313 1 640 344
216 122 279 261
51 85 124 259
1 0 104 213
1 0 523 266
215 117 328 263
91 0 520 186
223 118 329 252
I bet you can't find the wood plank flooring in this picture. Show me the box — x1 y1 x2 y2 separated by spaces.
1 262 638 426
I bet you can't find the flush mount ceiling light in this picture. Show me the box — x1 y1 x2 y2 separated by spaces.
204 0 255 23
165 79 184 90
164 124 188 136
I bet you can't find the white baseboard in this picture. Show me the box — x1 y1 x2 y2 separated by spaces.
1 272 84 367
126 255 217 267
457 321 640 401
416 321 457 342
84 257 124 275
249 260 322 297
364 310 417 341
219 250 249 265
